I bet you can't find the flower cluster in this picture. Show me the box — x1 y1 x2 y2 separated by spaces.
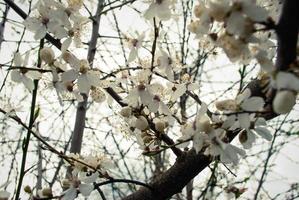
188 0 270 63
215 88 272 149
24 0 89 50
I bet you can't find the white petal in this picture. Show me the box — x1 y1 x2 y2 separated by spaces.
62 188 77 200
241 97 264 111
148 99 159 113
159 102 171 115
193 133 204 153
220 145 239 165
11 70 22 83
22 76 35 91
275 72 299 91
255 117 267 126
222 115 236 129
34 25 47 40
62 38 72 53
26 70 42 80
144 4 157 20
128 48 138 63
243 3 268 22
255 127 272 141
23 17 41 31
170 84 186 102
236 88 251 104
78 74 91 94
79 184 93 197
86 70 101 87
61 70 78 82
238 113 250 129
13 52 23 66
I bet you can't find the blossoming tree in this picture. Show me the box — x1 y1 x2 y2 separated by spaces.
0 0 298 199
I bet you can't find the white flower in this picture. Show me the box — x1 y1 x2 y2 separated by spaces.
220 89 264 131
146 83 171 115
127 33 145 63
24 1 68 40
54 81 84 102
204 129 245 165
144 0 174 21
165 81 199 102
178 103 210 153
61 59 101 94
156 49 174 81
62 14 90 52
11 52 42 91
62 172 97 200
273 90 296 114
217 33 251 63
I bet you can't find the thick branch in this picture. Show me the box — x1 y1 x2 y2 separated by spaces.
69 1 105 154
275 0 299 70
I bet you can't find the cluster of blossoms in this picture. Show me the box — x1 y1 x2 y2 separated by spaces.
60 153 112 200
188 0 271 63
10 0 109 103
215 88 272 149
10 47 107 104
178 103 247 165
23 153 112 200
184 0 298 165
24 0 89 50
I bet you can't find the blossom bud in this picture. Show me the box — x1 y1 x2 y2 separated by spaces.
135 116 148 130
120 106 132 118
40 47 55 64
273 90 296 114
194 4 205 18
90 87 106 103
215 99 237 111
155 120 166 133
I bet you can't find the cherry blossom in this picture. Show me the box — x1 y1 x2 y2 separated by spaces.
127 32 145 63
10 52 42 91
144 0 175 21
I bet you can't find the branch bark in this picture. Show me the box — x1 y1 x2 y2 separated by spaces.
69 0 105 154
